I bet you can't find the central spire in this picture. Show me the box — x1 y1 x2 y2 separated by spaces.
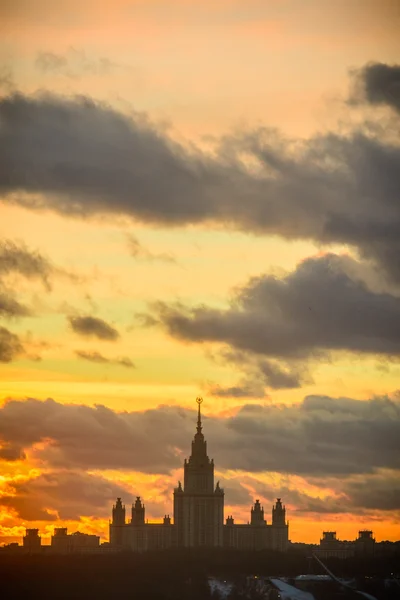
196 397 203 434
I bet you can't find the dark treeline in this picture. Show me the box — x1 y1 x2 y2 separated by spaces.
0 549 399 599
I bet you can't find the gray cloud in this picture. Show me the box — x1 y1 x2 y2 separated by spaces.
352 62 400 113
127 234 177 264
206 348 307 397
154 254 400 363
68 315 119 340
75 349 135 368
0 289 30 318
0 326 24 362
0 240 56 321
0 394 399 477
342 472 400 511
0 470 132 521
0 64 399 280
208 381 267 399
0 239 53 289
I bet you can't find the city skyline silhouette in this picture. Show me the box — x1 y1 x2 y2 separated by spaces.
1 0 400 555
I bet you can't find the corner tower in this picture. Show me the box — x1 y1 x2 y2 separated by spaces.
174 398 224 547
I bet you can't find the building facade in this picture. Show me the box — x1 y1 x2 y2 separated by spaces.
51 528 100 553
316 530 376 559
23 528 41 553
110 398 289 552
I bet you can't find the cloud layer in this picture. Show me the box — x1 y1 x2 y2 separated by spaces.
1 63 399 281
1 394 399 477
151 254 400 391
1 470 131 521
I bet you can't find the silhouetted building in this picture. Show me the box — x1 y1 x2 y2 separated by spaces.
355 530 375 556
316 529 376 558
23 529 41 553
110 398 289 551
51 527 100 553
223 498 288 551
317 531 355 559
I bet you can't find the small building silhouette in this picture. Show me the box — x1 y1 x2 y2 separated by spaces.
51 527 100 553
23 529 41 553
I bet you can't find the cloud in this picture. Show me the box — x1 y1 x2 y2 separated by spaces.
0 240 58 321
35 48 119 79
342 471 400 511
0 240 83 322
0 470 131 521
208 350 306 396
0 66 14 93
1 65 399 279
0 394 399 477
127 234 177 264
68 315 119 340
154 254 400 366
0 327 24 362
75 350 135 368
208 381 267 399
0 239 54 289
0 289 30 318
352 62 400 113
36 52 68 73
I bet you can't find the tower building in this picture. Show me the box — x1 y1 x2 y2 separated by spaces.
174 397 224 547
110 398 289 552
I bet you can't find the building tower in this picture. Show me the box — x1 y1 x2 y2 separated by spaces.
23 529 41 553
251 500 265 525
271 498 289 551
174 397 224 547
272 498 285 525
131 497 145 526
110 497 126 546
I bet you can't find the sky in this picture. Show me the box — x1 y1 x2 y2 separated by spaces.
0 0 400 545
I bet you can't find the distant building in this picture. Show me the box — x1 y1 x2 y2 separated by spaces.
316 529 376 558
317 531 355 559
23 529 41 553
355 530 375 556
51 527 100 553
110 398 289 551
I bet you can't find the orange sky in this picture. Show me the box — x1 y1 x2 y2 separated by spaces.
1 0 400 545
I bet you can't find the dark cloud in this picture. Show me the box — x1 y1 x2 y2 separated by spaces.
116 356 135 368
0 470 131 521
0 239 53 289
127 234 177 264
206 349 306 397
352 62 400 113
154 254 400 362
68 315 119 340
75 350 135 368
0 289 30 318
208 381 266 399
259 359 303 389
342 472 400 512
0 394 399 477
0 326 24 362
0 69 399 279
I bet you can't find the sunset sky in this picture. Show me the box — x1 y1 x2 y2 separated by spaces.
1 0 400 545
